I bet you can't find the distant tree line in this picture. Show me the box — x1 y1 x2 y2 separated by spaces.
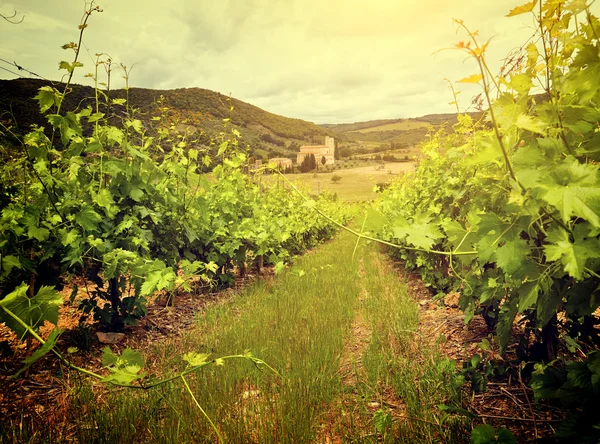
299 154 317 173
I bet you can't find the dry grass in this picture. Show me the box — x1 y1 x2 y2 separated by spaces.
267 163 414 202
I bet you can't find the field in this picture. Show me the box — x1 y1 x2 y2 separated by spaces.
264 162 415 202
349 120 430 133
2 2 599 443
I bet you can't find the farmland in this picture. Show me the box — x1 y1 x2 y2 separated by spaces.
267 162 415 202
348 120 430 133
1 0 600 443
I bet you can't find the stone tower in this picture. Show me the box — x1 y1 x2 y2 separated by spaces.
325 136 335 156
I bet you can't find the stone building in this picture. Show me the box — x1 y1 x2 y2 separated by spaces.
269 157 293 170
297 136 335 165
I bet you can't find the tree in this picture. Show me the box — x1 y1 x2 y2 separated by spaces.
321 156 327 167
309 154 316 170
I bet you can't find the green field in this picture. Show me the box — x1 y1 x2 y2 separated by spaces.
263 163 414 202
349 120 430 133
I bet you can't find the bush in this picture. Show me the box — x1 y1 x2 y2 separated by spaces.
331 174 342 184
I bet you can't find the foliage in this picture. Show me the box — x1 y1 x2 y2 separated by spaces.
371 1 600 438
375 0 600 360
0 9 351 334
531 351 600 442
471 424 516 444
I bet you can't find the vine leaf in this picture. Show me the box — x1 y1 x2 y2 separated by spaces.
393 215 442 250
75 206 102 231
363 207 386 234
506 0 538 17
518 281 540 312
544 225 600 280
496 239 530 276
0 284 62 338
183 352 210 367
14 328 62 378
537 158 600 228
457 73 483 83
34 86 60 113
101 346 146 385
497 299 518 351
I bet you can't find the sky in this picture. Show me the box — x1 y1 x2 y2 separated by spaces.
0 1 595 124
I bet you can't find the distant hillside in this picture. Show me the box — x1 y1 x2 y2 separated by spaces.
322 113 482 151
0 79 333 161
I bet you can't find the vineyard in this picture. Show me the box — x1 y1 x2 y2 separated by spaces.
1 0 600 442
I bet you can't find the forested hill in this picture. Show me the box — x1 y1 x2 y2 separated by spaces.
322 112 483 148
0 78 332 160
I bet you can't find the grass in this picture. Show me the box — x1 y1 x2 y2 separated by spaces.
262 163 414 202
56 228 467 443
69 230 361 443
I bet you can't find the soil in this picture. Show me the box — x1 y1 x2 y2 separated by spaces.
0 258 570 442
0 269 271 439
397 265 567 442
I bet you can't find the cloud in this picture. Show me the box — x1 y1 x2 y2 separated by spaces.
1 0 586 123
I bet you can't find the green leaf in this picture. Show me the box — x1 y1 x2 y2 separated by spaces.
93 189 116 217
537 158 600 228
496 239 530 276
274 261 286 274
87 112 104 123
507 73 534 96
183 352 210 367
75 206 102 231
544 225 600 280
102 126 124 146
496 427 517 444
497 299 518 351
518 280 540 312
471 424 496 443
0 284 62 338
125 119 143 133
101 346 119 367
102 365 145 385
363 207 387 234
101 346 145 384
129 188 144 202
62 229 80 246
587 351 600 393
140 265 177 296
1 255 23 279
27 225 50 242
515 114 547 135
302 200 316 209
537 288 563 327
393 214 442 250
34 86 59 113
373 409 392 434
14 328 62 378
120 348 144 368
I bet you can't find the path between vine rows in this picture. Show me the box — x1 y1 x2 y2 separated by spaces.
0 230 565 442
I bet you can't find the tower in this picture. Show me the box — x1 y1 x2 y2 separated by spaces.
325 136 335 156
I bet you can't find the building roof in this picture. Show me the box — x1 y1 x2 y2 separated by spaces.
300 145 328 152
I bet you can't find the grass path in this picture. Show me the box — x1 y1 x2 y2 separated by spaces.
69 230 467 443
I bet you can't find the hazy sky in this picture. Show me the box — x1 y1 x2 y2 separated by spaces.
0 1 594 123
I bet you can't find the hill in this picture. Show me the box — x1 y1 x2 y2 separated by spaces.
0 78 333 161
322 112 482 155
